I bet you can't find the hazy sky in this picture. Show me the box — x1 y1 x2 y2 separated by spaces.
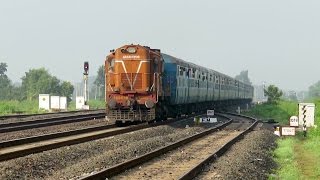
1 0 320 91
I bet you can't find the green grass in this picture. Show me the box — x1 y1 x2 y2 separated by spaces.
245 101 298 124
0 100 40 115
247 100 320 179
87 100 105 109
67 101 76 111
270 138 300 180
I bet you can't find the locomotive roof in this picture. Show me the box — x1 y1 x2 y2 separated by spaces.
112 45 252 87
161 53 252 86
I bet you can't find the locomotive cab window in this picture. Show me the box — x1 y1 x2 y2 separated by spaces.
108 59 115 72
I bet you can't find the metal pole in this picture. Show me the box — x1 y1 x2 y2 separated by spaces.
84 74 88 104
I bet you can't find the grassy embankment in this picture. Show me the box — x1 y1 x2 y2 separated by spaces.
245 100 320 179
0 100 106 115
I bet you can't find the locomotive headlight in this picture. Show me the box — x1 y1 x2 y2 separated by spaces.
126 47 136 53
145 99 154 108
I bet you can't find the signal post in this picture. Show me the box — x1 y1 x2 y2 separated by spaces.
83 61 89 107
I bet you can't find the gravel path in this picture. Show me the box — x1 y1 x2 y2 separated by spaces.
0 117 225 180
0 118 108 141
196 129 277 180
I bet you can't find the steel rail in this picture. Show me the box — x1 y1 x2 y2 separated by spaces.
0 113 105 133
0 112 105 128
79 115 233 180
0 124 117 148
0 109 104 120
179 115 259 180
0 115 197 162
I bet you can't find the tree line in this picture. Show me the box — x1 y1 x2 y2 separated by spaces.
0 62 74 101
0 62 106 102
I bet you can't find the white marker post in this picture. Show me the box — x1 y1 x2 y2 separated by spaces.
289 116 299 127
281 126 296 136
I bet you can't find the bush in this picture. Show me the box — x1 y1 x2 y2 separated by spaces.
246 101 297 124
87 100 105 109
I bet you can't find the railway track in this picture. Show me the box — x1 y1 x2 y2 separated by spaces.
80 113 258 180
0 109 104 120
0 112 105 133
0 114 200 162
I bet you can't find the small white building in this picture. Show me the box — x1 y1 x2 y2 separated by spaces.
39 94 50 110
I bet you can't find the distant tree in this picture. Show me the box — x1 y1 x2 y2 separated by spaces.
264 85 283 104
11 86 24 101
59 81 74 102
308 81 320 98
235 70 251 85
288 93 298 101
94 65 105 86
21 68 74 101
94 65 105 99
0 75 12 100
0 62 14 100
0 62 8 75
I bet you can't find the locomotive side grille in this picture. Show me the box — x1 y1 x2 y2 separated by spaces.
121 73 142 90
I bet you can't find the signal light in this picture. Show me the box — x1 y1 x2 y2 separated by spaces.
84 61 89 74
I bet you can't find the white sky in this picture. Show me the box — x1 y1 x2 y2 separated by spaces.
1 0 320 91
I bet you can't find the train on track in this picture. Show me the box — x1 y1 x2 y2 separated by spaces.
105 44 253 123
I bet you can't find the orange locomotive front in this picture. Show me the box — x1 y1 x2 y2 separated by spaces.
105 44 163 123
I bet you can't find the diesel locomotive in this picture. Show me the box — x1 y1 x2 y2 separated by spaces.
105 44 253 123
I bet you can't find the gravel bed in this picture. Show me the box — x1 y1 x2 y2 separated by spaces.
113 130 242 179
196 129 277 180
0 118 225 180
0 110 104 125
0 118 108 141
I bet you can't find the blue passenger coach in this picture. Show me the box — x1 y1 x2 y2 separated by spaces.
161 53 253 116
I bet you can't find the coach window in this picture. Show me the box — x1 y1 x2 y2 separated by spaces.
183 67 187 77
179 67 184 76
222 78 225 90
